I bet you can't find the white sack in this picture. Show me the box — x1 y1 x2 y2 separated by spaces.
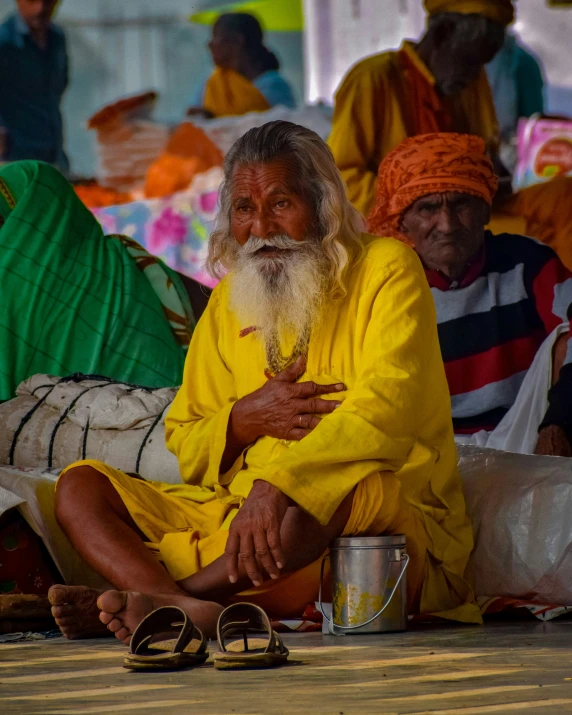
0 375 181 484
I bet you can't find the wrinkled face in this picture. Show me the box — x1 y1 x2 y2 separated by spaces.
208 21 240 69
230 159 317 252
400 192 489 274
431 33 503 96
16 0 58 30
228 159 327 337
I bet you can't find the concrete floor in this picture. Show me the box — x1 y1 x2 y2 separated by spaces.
3 621 572 714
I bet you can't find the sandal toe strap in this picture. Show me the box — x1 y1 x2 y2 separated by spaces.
217 602 278 654
130 606 205 656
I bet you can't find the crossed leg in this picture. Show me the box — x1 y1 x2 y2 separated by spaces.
49 465 353 643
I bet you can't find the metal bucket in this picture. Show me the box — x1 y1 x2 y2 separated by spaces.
318 535 408 635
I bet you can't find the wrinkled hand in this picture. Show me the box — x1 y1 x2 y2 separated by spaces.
226 480 292 586
230 356 345 447
535 425 572 457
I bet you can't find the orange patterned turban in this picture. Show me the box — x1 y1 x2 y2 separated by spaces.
424 0 514 26
367 133 498 241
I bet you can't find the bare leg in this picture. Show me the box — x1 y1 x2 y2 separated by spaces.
53 465 353 643
97 492 354 643
178 490 354 602
51 466 221 641
48 584 109 640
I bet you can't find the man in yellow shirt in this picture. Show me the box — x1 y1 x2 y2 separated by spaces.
49 120 480 643
328 0 572 268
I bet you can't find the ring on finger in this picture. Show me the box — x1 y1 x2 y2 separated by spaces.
299 414 303 427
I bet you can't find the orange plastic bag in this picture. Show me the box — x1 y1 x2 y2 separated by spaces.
74 184 132 209
144 122 223 199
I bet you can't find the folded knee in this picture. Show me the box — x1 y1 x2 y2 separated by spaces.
55 466 112 528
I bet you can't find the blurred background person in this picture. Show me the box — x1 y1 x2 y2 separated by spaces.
187 12 296 119
486 31 545 171
0 0 69 172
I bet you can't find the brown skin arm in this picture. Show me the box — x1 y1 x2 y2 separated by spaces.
536 333 572 457
535 425 572 457
179 484 355 601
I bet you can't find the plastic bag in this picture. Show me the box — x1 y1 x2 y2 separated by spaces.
459 443 572 603
514 116 572 190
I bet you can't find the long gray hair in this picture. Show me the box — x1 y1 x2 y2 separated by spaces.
207 121 365 297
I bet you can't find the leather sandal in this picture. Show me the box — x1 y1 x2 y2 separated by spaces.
123 606 208 671
213 602 289 670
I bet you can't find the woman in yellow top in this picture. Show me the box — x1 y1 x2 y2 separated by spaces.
49 121 480 643
187 13 296 119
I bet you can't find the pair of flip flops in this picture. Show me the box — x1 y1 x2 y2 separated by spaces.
123 602 289 671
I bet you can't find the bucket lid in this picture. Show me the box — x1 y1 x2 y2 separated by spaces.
330 534 406 549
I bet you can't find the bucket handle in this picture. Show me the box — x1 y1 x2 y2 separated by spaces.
317 552 409 633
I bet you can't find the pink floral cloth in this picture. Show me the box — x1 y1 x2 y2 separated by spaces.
92 181 221 288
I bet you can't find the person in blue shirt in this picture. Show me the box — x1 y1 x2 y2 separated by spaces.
187 13 296 118
486 32 544 146
0 0 69 171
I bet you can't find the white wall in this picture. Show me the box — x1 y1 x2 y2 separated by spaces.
514 0 572 115
0 0 305 175
303 0 425 104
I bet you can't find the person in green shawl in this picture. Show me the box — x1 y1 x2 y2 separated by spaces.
0 160 202 401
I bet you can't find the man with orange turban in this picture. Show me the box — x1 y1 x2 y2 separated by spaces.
328 0 572 270
369 132 572 458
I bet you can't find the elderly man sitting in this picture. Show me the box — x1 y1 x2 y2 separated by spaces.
49 121 479 642
369 132 572 457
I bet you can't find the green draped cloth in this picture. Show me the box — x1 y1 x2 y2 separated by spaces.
0 161 194 401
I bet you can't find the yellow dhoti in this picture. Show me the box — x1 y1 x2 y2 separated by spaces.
59 457 475 622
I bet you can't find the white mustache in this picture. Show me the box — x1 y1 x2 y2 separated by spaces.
238 235 305 255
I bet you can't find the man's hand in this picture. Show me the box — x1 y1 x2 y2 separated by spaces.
230 356 345 448
535 425 572 457
225 480 292 586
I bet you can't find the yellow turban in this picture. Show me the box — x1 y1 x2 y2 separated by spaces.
424 0 514 26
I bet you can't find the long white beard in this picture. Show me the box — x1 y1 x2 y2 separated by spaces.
229 234 329 340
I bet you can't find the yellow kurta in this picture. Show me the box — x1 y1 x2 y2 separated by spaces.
328 42 572 269
203 67 270 118
328 42 498 216
63 235 480 623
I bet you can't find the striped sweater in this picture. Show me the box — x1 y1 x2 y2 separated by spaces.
427 232 572 434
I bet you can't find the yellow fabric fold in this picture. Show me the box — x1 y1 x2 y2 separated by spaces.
203 67 270 118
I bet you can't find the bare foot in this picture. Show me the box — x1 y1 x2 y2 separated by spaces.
97 590 223 645
48 584 110 640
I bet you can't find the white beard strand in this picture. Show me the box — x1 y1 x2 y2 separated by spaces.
229 234 329 340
